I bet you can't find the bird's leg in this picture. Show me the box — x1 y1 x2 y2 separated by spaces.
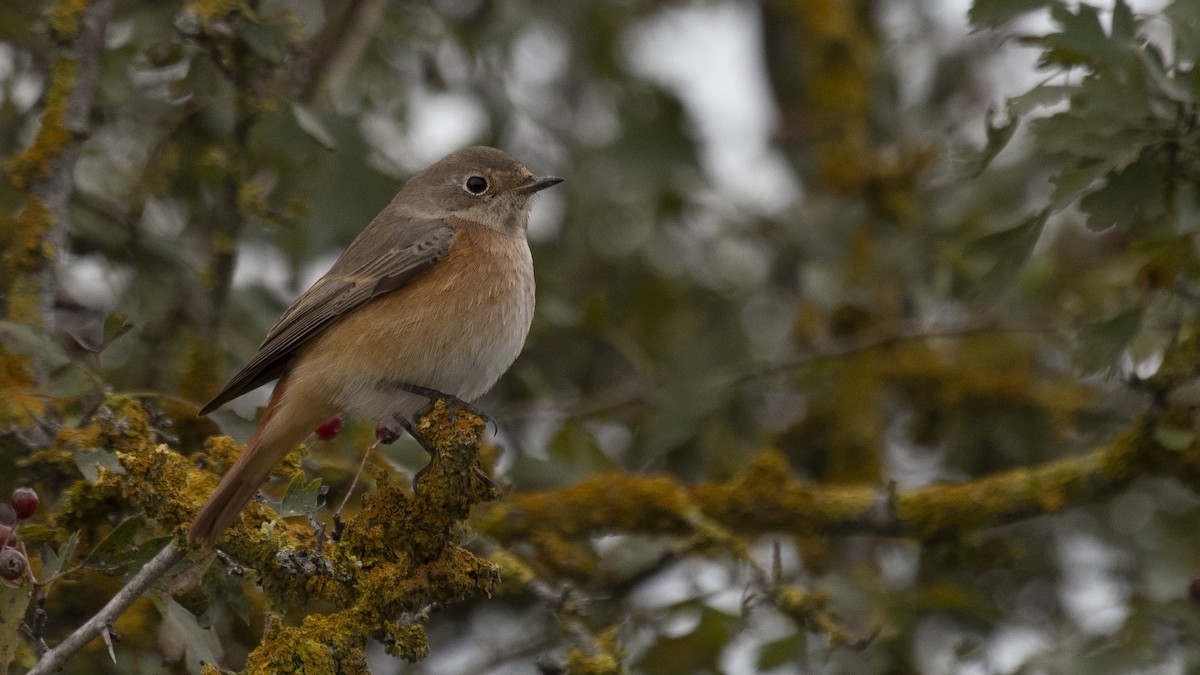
386 381 496 428
374 380 501 493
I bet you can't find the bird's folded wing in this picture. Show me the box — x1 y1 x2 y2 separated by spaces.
199 217 455 415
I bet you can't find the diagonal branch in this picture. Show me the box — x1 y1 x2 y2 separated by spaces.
25 543 185 675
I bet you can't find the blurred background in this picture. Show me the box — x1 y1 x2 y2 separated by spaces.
3 0 1200 672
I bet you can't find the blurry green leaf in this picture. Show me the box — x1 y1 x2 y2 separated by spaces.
545 421 619 477
757 633 805 670
641 372 735 464
41 530 80 593
101 313 134 351
268 473 323 518
1154 425 1196 451
238 17 288 63
1165 3 1200 64
1079 308 1142 371
1031 2 1126 68
84 517 143 572
969 211 1048 305
971 107 1018 176
202 562 253 626
291 102 336 151
1079 154 1167 232
74 448 126 485
0 579 32 670
967 0 1056 28
1006 84 1075 117
636 605 735 675
1032 112 1145 167
1111 0 1134 42
97 536 176 577
1136 47 1192 105
0 320 72 371
158 595 224 674
1047 159 1109 212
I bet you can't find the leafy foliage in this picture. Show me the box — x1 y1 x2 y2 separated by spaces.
3 0 1200 673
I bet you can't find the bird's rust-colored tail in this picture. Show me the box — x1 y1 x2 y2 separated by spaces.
188 372 333 548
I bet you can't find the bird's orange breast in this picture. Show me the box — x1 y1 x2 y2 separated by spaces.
286 221 535 421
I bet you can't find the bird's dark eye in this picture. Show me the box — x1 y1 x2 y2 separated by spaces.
464 176 488 195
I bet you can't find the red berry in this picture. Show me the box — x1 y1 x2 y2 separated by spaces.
0 547 27 582
315 414 344 441
0 524 14 548
11 487 38 520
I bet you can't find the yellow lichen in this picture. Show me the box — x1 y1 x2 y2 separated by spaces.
6 60 77 191
47 0 89 37
188 0 245 25
562 627 625 675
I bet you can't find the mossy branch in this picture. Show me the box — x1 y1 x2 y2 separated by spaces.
4 0 115 329
10 394 505 672
476 410 1189 549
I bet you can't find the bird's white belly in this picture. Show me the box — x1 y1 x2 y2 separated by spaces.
305 233 535 424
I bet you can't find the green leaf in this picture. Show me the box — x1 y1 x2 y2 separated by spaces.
84 517 143 572
971 107 1019 176
1111 0 1134 42
158 595 224 674
967 0 1057 28
267 473 323 518
0 579 33 670
1006 84 1075 118
74 448 126 484
99 536 176 577
1079 308 1142 372
0 319 72 371
1079 154 1167 232
969 211 1049 306
1047 159 1109 212
41 530 80 593
1035 2 1126 68
1154 425 1196 451
757 633 805 670
1136 46 1192 105
101 313 134 351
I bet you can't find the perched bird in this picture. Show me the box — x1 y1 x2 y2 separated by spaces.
188 146 562 547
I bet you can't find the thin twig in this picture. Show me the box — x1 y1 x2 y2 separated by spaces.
26 543 185 675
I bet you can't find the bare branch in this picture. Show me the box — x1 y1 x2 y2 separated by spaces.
26 543 185 675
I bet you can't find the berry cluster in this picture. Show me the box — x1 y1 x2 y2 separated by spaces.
0 487 38 585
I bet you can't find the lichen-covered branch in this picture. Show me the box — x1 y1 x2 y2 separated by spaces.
4 0 115 330
475 411 1186 549
0 0 114 424
51 396 503 671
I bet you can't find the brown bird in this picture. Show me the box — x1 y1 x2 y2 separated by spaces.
188 146 562 547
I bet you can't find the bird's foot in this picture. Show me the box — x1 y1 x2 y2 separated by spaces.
389 382 496 428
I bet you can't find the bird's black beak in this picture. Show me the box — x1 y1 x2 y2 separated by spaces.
516 175 564 195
